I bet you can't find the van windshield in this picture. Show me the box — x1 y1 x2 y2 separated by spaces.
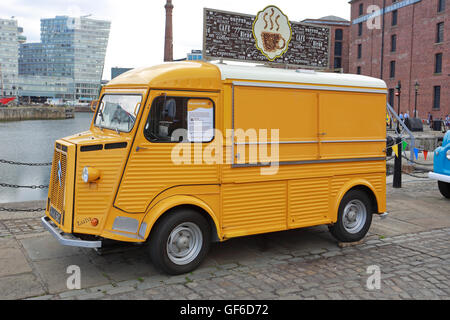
94 94 142 133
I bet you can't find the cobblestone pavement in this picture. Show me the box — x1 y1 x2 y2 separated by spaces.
0 179 449 300
26 227 450 300
0 218 44 237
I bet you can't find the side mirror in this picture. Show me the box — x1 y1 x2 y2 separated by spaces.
90 100 99 112
133 102 141 116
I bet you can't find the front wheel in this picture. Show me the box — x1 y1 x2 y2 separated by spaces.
148 209 211 275
438 181 450 199
329 190 373 242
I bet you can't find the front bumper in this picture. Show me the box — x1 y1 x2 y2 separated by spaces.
428 172 450 184
378 212 389 220
41 216 102 248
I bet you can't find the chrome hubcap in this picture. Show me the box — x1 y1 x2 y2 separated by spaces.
342 200 367 234
167 222 202 265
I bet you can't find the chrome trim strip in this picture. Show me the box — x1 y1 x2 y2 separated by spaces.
235 141 318 145
232 157 386 168
428 172 450 183
41 217 102 248
321 139 386 143
232 81 388 94
234 139 385 145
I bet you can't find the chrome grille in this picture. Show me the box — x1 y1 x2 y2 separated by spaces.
49 149 67 215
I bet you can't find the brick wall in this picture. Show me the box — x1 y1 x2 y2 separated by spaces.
350 0 449 120
303 18 351 73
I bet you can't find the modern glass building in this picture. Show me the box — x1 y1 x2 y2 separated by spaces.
111 67 133 80
0 18 23 98
187 50 202 61
18 16 111 103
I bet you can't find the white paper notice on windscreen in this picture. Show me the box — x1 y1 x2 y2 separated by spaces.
187 99 214 142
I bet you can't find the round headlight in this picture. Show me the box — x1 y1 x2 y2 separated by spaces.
82 166 100 183
82 167 89 183
447 150 450 160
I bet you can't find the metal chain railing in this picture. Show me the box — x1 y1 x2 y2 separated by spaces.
386 155 395 161
0 157 51 213
0 182 48 189
0 207 44 212
0 159 52 166
401 151 433 167
401 171 430 179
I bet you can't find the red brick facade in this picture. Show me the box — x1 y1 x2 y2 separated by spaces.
349 0 449 120
303 16 351 73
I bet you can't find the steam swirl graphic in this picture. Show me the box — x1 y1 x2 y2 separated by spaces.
263 8 281 31
252 5 292 61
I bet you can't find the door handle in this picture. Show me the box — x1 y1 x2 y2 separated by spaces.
136 146 149 152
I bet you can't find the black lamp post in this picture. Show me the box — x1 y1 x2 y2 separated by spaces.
394 80 402 189
396 81 401 133
414 81 419 119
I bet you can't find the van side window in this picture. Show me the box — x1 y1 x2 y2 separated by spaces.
144 96 214 143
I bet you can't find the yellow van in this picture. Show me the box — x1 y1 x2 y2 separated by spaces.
42 62 388 275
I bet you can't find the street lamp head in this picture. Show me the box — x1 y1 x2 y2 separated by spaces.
415 81 420 91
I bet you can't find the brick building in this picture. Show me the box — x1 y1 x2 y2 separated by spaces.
349 0 449 120
302 16 351 73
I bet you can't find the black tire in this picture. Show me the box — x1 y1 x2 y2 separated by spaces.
329 190 373 242
438 181 450 199
148 208 211 275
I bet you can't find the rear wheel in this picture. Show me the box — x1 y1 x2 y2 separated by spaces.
148 208 211 275
329 190 373 242
438 181 450 199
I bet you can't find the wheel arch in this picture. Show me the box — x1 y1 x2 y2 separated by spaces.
333 180 380 222
141 195 221 242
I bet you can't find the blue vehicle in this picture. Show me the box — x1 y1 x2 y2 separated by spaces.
429 130 450 198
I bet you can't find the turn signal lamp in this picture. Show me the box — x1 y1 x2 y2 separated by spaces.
91 218 99 227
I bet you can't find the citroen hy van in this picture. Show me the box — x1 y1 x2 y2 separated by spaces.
42 62 388 275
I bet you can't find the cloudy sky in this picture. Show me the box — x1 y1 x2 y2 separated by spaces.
1 0 351 80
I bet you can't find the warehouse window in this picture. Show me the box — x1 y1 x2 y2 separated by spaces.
335 42 342 56
388 89 395 107
357 44 362 59
391 34 397 52
435 53 443 74
433 86 441 110
358 22 363 36
335 29 343 41
436 22 444 43
390 61 396 78
392 10 398 26
334 57 342 69
357 66 362 75
438 0 446 12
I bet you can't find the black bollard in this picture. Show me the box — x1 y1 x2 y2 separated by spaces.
393 137 402 188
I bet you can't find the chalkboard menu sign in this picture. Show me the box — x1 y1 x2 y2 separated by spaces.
203 8 330 68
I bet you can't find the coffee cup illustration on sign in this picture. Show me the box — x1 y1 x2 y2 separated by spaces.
253 6 292 61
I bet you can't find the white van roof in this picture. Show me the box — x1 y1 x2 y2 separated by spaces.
215 63 387 90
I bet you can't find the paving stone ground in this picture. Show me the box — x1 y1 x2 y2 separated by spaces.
0 218 44 236
0 179 449 300
21 228 450 300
